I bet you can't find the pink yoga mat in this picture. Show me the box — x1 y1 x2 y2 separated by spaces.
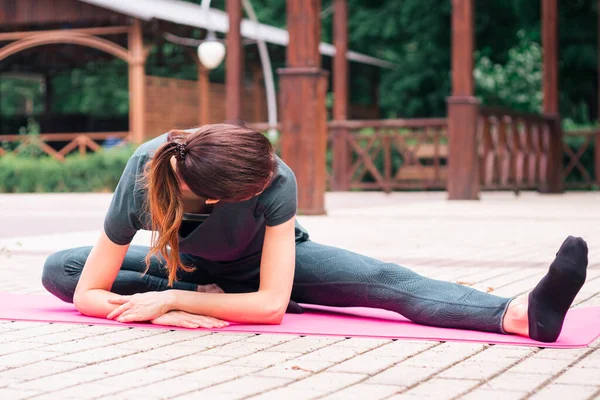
1 293 599 348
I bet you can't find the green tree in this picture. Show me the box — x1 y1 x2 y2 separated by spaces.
475 30 543 113
50 59 129 116
2 0 598 124
0 75 45 115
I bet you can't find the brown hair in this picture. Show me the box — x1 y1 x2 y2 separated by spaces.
143 124 277 285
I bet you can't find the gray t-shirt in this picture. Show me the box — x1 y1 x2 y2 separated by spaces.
104 133 309 263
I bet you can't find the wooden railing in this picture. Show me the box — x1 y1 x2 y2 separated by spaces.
563 129 599 189
248 117 599 192
328 119 448 192
0 132 130 161
2 121 596 192
478 107 553 192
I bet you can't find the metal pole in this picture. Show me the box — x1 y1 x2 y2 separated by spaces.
201 0 279 139
242 0 278 140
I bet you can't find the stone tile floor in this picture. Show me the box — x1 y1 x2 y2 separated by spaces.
0 191 599 399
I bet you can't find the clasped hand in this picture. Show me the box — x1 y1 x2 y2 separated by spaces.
106 292 228 329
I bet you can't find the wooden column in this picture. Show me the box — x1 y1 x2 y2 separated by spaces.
251 64 264 122
333 0 348 121
278 0 328 214
541 0 563 193
226 0 243 122
197 61 210 125
128 19 146 144
447 0 480 200
331 0 350 191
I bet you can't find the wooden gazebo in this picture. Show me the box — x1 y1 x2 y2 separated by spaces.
0 0 390 217
446 0 563 199
284 0 568 209
0 0 596 213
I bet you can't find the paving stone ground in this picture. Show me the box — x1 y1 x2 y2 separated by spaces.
0 191 599 399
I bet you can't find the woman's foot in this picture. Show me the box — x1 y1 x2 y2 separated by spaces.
502 294 529 336
503 236 588 342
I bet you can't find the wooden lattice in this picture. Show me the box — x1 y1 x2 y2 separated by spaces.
563 130 599 189
0 132 130 161
479 108 551 192
328 119 448 192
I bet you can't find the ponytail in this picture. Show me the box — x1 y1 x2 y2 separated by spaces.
143 140 194 286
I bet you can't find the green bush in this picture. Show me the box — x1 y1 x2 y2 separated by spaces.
0 145 135 193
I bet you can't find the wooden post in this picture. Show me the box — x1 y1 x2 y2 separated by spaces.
333 0 348 121
540 0 563 193
197 61 210 125
278 0 328 214
226 0 243 122
331 0 350 191
447 0 480 200
251 64 264 122
128 19 146 144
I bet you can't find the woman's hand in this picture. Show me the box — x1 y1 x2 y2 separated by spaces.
151 310 229 329
107 291 174 323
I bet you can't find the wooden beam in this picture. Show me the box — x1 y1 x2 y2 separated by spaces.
451 0 475 97
0 26 130 42
447 0 480 200
333 0 348 120
540 0 563 193
128 19 146 145
331 0 350 191
278 0 328 214
0 31 132 64
542 0 559 115
226 0 243 122
286 0 321 68
251 63 264 122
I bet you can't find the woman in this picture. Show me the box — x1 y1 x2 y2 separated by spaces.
42 124 588 342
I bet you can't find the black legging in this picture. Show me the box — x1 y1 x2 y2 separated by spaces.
42 240 511 333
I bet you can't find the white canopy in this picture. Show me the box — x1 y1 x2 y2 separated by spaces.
79 0 395 69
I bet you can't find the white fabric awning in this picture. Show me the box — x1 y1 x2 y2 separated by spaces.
79 0 395 69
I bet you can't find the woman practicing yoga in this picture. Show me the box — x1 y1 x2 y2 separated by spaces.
42 124 588 342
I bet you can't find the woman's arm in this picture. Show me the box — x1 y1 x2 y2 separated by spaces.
170 217 296 324
72 230 133 318
111 217 297 325
74 231 228 328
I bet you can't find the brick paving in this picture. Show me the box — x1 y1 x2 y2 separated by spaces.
0 191 599 399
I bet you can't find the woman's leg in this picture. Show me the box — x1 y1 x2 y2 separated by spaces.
42 245 210 303
291 240 512 333
292 236 588 340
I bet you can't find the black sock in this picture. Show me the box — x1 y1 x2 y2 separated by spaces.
528 236 588 342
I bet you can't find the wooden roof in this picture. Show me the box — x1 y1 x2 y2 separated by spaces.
0 0 126 28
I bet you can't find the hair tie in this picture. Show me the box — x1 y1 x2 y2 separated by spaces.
175 143 186 160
